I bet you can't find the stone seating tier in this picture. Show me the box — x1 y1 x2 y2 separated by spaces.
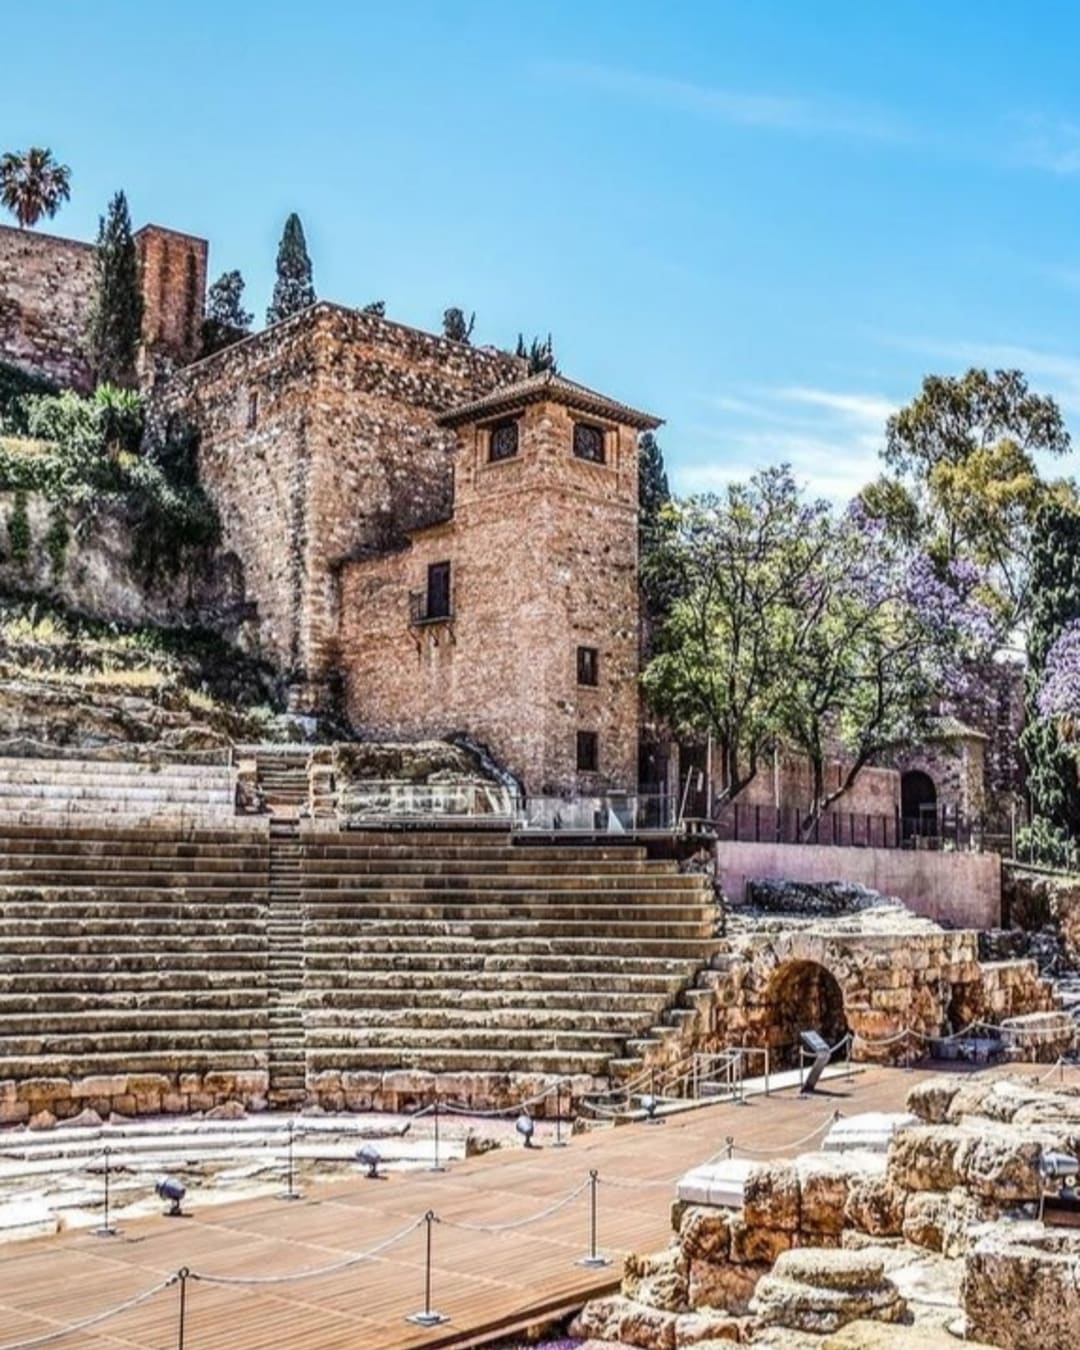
0 757 237 823
0 822 720 1115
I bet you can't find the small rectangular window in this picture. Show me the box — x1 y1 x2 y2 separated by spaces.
488 418 520 462
572 421 605 463
577 646 599 686
577 731 598 773
426 561 451 620
246 390 259 430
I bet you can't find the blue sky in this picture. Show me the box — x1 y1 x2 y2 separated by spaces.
6 1 1080 498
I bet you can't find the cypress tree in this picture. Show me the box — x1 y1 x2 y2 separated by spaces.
86 191 143 387
1020 497 1080 836
637 431 674 638
266 213 316 325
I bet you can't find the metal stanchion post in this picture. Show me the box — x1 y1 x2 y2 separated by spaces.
553 1081 568 1149
845 1034 853 1080
429 1095 446 1173
577 1170 610 1268
94 1146 118 1238
177 1267 189 1350
725 1135 734 1159
279 1119 302 1201
405 1211 450 1327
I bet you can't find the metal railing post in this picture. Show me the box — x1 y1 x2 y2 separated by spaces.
577 1169 610 1268
406 1212 449 1327
177 1267 189 1350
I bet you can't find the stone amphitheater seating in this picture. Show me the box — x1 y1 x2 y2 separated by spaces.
0 756 238 826
297 830 720 1090
0 809 720 1116
0 822 270 1119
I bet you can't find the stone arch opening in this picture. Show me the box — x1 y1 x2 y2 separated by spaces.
901 770 938 840
760 960 849 1071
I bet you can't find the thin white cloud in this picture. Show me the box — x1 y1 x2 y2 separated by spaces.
887 335 1080 415
673 384 898 503
776 387 896 425
537 62 909 143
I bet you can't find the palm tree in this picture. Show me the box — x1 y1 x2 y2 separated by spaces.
0 148 72 229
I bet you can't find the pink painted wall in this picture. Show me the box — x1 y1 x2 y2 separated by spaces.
716 840 1001 930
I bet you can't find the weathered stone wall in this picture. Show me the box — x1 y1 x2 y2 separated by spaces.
715 839 1002 928
0 225 96 390
340 398 641 792
135 225 207 368
0 221 208 392
163 304 523 685
892 732 987 822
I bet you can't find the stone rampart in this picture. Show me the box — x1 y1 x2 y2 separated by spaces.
0 225 96 390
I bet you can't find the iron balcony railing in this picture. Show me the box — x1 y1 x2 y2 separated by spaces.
408 590 453 625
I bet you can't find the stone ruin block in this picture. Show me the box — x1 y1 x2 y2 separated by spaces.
749 1247 906 1335
963 1222 1080 1350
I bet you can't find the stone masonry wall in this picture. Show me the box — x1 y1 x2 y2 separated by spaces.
0 221 208 392
715 839 1002 928
0 225 96 390
135 225 208 368
340 398 641 792
163 304 523 685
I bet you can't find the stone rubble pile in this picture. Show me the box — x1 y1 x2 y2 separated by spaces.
572 1073 1080 1348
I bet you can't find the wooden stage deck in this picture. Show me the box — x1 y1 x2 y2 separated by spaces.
0 1065 1017 1350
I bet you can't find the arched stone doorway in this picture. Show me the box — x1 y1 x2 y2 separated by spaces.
901 770 938 840
759 960 849 1070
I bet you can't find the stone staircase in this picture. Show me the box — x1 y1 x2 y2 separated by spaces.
266 819 307 1109
298 830 721 1097
255 749 309 814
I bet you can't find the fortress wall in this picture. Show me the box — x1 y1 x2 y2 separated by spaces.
0 224 96 390
163 304 523 688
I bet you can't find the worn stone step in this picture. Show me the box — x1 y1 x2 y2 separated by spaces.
307 1047 611 1075
0 1050 266 1078
306 1007 654 1033
0 1008 268 1035
306 927 716 949
304 987 676 1011
305 950 704 975
305 970 691 995
0 989 267 1013
301 903 712 926
0 1028 269 1055
306 1025 627 1052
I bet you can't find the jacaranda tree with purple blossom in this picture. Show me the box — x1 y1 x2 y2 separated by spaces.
778 503 994 836
642 466 995 833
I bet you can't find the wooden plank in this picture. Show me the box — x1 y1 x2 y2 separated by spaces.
0 1065 1019 1350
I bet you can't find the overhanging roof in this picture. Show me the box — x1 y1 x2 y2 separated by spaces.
437 370 662 431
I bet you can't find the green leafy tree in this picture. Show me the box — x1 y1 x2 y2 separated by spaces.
85 191 143 387
442 308 475 344
361 300 386 317
201 270 253 356
642 467 831 807
1020 498 1080 842
867 368 1073 632
266 213 315 325
0 147 71 228
643 468 992 832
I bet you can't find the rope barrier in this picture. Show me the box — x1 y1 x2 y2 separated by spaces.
438 1078 573 1118
0 1275 177 1350
190 1215 425 1287
725 1111 841 1156
442 1178 590 1232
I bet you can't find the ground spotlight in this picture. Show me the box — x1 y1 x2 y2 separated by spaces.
641 1093 664 1125
357 1144 383 1179
516 1112 536 1148
155 1176 187 1217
